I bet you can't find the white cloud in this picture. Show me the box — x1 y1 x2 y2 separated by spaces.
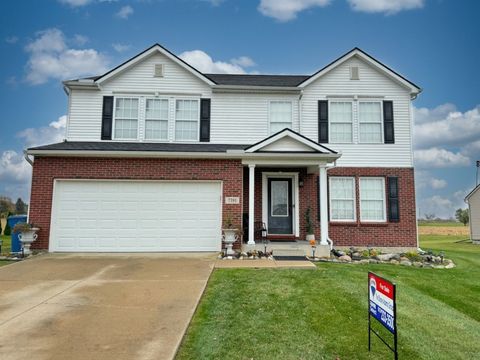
231 56 256 68
115 5 134 19
24 28 109 85
58 0 93 7
73 34 89 46
258 0 331 22
347 0 424 14
0 151 31 184
5 36 19 44
419 190 468 219
112 43 131 52
414 104 480 150
17 115 67 148
414 147 470 168
179 50 256 74
430 178 447 190
202 0 225 5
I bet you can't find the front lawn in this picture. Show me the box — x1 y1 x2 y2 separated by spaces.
176 235 480 359
0 235 11 266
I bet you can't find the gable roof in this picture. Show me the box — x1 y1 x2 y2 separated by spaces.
465 184 480 202
67 43 217 87
245 128 338 154
297 47 422 94
63 45 420 95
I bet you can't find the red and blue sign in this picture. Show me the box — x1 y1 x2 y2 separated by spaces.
369 272 396 334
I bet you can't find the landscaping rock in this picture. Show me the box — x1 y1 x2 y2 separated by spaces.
413 261 423 268
390 259 399 265
369 259 380 264
339 255 352 262
445 262 456 269
331 249 345 257
400 257 409 262
400 260 412 266
358 259 370 264
351 252 362 260
423 263 434 269
377 253 396 261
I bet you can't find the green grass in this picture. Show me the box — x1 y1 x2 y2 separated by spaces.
418 220 464 227
176 235 480 359
0 235 11 266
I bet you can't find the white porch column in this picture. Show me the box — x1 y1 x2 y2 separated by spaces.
319 165 329 245
248 164 256 245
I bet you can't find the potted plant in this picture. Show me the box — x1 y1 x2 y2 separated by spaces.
305 207 315 242
222 214 238 256
13 222 39 256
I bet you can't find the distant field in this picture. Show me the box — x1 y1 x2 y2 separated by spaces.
418 220 470 236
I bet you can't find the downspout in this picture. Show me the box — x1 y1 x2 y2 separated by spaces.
23 150 33 166
325 160 337 250
298 90 303 133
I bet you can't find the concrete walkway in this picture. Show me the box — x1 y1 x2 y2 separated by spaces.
0 253 215 360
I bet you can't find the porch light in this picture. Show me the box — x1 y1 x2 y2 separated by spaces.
299 180 304 187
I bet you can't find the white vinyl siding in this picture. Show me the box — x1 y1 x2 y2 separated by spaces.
329 101 353 143
359 178 386 222
300 56 414 167
269 101 293 134
329 177 356 221
114 98 139 140
145 98 169 140
359 101 383 143
175 99 199 141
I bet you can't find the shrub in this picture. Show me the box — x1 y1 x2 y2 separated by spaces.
405 251 422 262
361 250 370 258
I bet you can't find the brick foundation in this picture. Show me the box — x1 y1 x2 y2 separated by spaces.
29 157 243 250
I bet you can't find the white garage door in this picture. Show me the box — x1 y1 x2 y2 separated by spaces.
50 180 222 252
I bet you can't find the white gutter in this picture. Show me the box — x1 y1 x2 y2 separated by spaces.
212 85 301 94
26 149 341 162
23 150 34 166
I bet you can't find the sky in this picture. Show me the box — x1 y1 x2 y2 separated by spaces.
0 0 479 219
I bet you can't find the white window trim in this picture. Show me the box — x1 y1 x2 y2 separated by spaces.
359 177 387 223
268 100 293 135
173 97 201 142
329 176 356 222
112 96 140 141
358 100 384 144
328 100 354 144
144 97 170 142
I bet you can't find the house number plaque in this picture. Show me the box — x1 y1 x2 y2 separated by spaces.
225 197 240 204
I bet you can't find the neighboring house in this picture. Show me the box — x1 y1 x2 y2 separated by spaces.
465 185 480 244
26 44 421 253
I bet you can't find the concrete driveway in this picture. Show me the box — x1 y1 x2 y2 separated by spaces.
0 253 215 360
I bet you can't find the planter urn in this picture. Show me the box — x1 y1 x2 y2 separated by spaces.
222 228 238 256
18 228 39 255
306 234 315 242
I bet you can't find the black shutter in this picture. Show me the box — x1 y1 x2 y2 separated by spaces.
318 100 328 143
200 98 211 142
388 176 400 222
101 96 114 140
383 100 394 144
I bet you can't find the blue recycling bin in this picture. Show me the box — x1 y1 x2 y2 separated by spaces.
7 215 27 253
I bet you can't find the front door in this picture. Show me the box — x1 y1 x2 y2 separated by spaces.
268 178 293 234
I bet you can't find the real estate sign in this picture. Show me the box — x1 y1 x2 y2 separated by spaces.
369 272 396 333
368 272 398 359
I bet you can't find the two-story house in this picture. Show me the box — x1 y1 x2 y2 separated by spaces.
26 44 421 253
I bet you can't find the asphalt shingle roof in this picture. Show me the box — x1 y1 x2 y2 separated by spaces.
205 74 309 87
28 141 249 153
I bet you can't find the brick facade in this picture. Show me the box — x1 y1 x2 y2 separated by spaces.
29 157 243 250
243 167 417 247
29 157 416 250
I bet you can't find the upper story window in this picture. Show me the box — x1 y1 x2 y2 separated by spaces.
359 101 383 143
329 177 356 221
114 98 139 140
145 98 169 140
329 101 353 143
175 99 199 141
359 177 386 222
269 101 292 134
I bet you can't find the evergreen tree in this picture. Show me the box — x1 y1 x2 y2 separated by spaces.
15 198 27 214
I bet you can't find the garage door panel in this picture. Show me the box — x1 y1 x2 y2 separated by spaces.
51 181 222 252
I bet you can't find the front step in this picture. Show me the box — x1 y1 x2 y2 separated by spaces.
243 242 331 258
